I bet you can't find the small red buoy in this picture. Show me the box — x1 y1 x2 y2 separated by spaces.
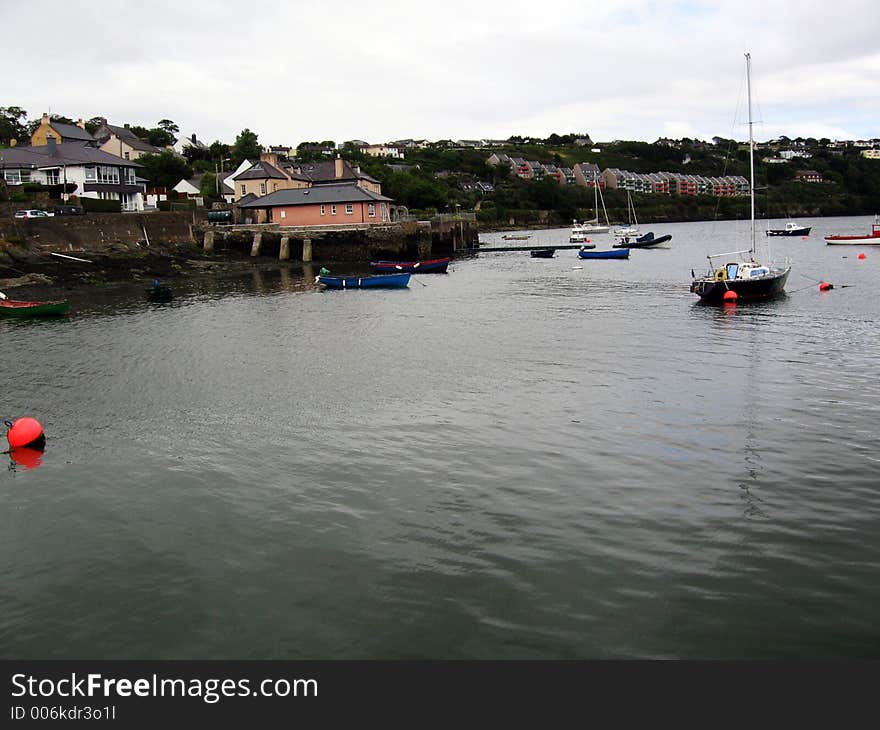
819 282 833 291
723 290 738 303
586 238 591 243
858 252 866 260
6 417 45 449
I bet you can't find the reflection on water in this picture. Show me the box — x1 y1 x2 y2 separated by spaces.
2 216 880 659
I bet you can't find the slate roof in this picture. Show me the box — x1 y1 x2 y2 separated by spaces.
237 183 392 208
0 141 141 169
46 121 94 142
234 160 301 181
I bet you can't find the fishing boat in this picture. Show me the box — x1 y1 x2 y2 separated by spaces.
766 221 811 236
0 292 70 317
318 272 411 289
530 248 555 258
824 216 880 245
690 54 790 304
612 231 672 249
369 257 450 273
577 248 629 260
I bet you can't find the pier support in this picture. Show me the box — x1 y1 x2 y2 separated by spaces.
279 236 290 261
302 238 312 263
250 232 262 257
203 229 215 252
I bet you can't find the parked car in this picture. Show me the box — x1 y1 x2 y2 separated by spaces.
13 209 52 219
54 204 86 215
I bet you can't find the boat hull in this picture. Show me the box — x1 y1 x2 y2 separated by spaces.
0 299 70 317
530 249 555 258
369 257 450 273
578 249 629 259
767 227 811 236
613 233 672 248
319 273 411 289
824 236 880 245
690 267 790 303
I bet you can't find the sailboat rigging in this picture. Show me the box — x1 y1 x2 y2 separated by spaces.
570 170 610 242
690 53 790 303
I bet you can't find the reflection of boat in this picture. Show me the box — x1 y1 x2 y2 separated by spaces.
766 221 811 236
502 234 531 240
690 54 790 304
612 231 672 248
369 257 450 273
0 293 70 317
577 248 629 259
318 272 411 289
530 248 555 258
824 216 880 245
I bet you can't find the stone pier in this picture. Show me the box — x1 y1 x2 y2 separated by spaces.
203 229 215 252
250 232 262 257
279 236 290 260
302 238 312 263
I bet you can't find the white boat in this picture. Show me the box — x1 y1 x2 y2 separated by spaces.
570 170 610 241
614 190 640 238
690 53 790 304
824 216 880 245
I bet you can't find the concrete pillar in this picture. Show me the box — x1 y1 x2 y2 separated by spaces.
302 238 312 263
204 229 215 252
250 232 262 257
279 236 290 260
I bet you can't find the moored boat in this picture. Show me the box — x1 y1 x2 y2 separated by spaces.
530 248 555 258
0 293 70 317
577 248 629 260
824 216 880 245
612 231 672 249
766 221 811 236
318 272 411 289
502 234 531 241
369 257 450 273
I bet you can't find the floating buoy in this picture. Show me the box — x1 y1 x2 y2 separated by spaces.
858 253 866 260
819 282 833 291
722 290 738 303
6 417 45 449
585 238 591 243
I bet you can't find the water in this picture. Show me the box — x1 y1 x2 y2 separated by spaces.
3 215 879 659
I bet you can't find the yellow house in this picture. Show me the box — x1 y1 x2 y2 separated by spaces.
30 113 95 146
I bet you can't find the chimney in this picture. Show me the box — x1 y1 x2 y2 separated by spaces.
191 133 197 143
76 118 85 130
41 112 49 124
46 133 57 155
124 123 130 129
334 155 344 179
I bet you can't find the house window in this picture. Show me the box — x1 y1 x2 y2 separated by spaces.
3 170 21 185
331 204 337 215
381 203 387 221
345 204 353 215
124 151 130 160
123 168 135 184
280 210 286 219
45 168 60 185
320 205 325 215
260 182 267 195
97 165 119 184
241 185 246 195
368 203 375 218
85 166 96 181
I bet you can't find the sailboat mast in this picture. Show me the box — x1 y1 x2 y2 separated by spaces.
746 52 756 257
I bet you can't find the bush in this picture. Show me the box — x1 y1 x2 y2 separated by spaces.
81 197 122 213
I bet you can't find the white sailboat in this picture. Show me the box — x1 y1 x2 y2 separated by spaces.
614 190 640 238
690 53 790 303
570 171 610 242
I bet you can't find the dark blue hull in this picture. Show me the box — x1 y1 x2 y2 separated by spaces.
578 248 629 259
319 273 411 289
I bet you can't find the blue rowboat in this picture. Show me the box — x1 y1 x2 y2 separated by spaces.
369 257 450 274
318 272 411 289
577 248 629 259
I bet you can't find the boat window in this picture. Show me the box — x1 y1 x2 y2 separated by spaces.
726 263 739 279
750 267 769 277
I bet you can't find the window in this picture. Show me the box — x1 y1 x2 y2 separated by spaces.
45 168 60 185
97 165 119 184
320 204 325 215
3 170 21 185
260 182 266 195
124 151 130 160
280 210 286 219
345 204 353 214
85 167 96 182
368 203 375 218
331 204 337 215
123 168 135 185
381 203 387 221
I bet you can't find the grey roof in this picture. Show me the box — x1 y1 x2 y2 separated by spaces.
47 121 94 142
234 160 296 181
0 141 141 169
294 159 379 184
238 183 392 208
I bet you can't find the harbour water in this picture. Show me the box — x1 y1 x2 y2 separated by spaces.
2 215 879 659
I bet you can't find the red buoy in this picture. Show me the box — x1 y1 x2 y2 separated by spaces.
585 238 591 243
819 282 833 291
858 252 866 260
6 417 45 449
723 290 738 303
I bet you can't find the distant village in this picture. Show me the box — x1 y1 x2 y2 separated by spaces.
2 109 879 227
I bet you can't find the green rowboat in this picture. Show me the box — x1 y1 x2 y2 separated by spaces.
0 298 71 317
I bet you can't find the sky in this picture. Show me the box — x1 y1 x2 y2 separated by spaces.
3 0 878 149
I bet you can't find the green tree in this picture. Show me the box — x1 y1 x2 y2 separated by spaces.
232 128 261 165
0 106 28 144
136 151 193 189
147 127 175 147
200 172 218 203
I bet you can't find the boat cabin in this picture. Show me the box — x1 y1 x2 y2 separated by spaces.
715 262 770 281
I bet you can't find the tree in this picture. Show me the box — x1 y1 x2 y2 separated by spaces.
85 116 107 135
232 128 261 165
200 172 218 203
136 151 193 189
0 106 28 144
147 127 175 147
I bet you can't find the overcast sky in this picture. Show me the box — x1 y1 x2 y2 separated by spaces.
3 1 878 148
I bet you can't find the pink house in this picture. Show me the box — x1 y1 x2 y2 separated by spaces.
237 182 393 226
